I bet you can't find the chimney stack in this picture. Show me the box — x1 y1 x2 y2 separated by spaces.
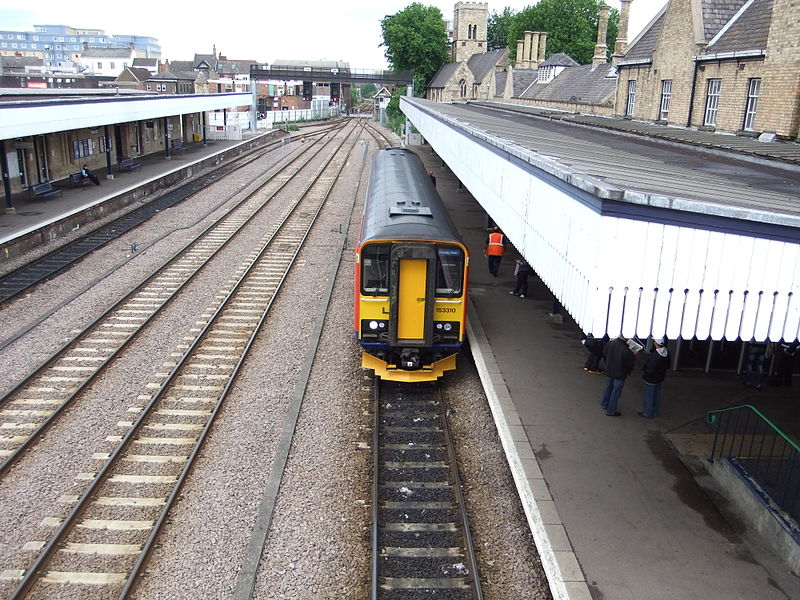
530 32 541 66
516 40 524 67
522 31 533 68
613 0 633 63
538 32 548 62
592 4 611 66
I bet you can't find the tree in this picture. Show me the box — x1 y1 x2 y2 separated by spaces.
361 83 378 99
508 0 619 65
381 3 450 96
488 7 517 50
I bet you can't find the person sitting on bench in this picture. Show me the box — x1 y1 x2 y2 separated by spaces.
81 164 100 186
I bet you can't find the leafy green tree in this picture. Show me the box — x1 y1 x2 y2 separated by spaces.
361 83 378 99
509 0 618 65
381 3 450 96
386 86 407 133
488 7 517 50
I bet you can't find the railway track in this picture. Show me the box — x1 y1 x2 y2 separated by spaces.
0 123 341 306
1 118 369 599
371 378 483 599
0 120 354 477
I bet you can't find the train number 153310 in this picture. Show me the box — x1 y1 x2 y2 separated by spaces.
436 307 456 314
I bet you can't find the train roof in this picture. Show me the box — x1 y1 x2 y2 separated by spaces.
360 148 464 246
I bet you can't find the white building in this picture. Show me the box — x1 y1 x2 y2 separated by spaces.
77 45 135 78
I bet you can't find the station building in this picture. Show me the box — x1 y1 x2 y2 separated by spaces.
0 88 249 208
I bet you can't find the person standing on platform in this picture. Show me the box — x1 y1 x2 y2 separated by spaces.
774 341 797 387
639 337 669 418
509 258 531 297
485 227 505 277
600 335 640 416
743 340 767 389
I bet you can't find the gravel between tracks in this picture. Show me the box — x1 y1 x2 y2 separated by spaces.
0 123 551 600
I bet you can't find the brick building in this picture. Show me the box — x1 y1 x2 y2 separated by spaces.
615 0 800 139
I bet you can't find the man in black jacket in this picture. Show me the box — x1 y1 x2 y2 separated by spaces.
640 337 669 418
600 336 638 416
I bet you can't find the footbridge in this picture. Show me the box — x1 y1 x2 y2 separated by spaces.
401 97 800 352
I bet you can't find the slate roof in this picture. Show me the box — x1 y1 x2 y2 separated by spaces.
540 53 580 67
621 9 666 62
428 62 461 88
167 61 193 72
494 70 507 96
217 59 254 74
705 0 774 53
117 67 151 82
150 70 197 81
701 0 748 41
132 58 158 68
512 69 539 97
194 53 216 69
520 63 616 104
467 48 506 83
81 47 133 58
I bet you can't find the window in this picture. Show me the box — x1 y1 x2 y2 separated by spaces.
97 62 102 69
743 78 761 132
435 246 464 296
704 79 721 126
32 36 38 41
459 79 467 98
146 83 151 90
625 80 636 116
110 61 115 70
360 244 390 295
659 80 672 120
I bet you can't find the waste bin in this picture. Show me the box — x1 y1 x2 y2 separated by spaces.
192 133 203 142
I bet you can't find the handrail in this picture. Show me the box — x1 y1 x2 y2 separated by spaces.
705 404 800 523
706 404 800 453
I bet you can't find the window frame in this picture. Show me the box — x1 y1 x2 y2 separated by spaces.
625 80 636 117
704 78 722 126
743 78 761 132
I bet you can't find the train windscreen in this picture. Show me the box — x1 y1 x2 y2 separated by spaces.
361 244 390 295
435 246 464 297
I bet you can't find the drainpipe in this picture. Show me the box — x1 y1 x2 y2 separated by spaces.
686 59 700 127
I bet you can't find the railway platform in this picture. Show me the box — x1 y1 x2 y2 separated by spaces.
0 137 252 249
413 143 800 600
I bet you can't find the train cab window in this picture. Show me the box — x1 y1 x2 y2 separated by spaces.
435 246 464 296
361 244 390 295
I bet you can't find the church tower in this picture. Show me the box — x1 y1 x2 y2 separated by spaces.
451 2 488 63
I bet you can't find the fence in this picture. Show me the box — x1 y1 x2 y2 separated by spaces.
706 405 800 523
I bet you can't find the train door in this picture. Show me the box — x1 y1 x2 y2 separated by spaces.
389 244 435 346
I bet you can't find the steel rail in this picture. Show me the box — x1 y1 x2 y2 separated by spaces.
0 123 342 305
9 119 365 599
0 121 351 477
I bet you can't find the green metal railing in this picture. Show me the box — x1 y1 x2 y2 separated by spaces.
706 405 800 522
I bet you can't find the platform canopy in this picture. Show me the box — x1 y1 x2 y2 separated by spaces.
0 91 250 140
402 97 800 343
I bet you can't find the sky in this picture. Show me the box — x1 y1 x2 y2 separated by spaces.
0 0 668 70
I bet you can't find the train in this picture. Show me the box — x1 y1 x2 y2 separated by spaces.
354 147 470 382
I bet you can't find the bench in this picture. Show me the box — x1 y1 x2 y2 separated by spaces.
171 140 186 154
119 157 141 172
30 182 63 200
70 172 93 187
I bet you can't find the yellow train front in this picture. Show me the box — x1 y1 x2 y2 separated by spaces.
355 148 469 382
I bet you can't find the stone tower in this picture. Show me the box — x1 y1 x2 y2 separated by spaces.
452 2 489 63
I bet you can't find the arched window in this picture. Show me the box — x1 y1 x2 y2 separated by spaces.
459 79 467 98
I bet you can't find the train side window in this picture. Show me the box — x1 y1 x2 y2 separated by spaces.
361 243 390 295
435 246 464 296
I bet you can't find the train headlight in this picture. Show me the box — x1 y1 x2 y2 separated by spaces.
443 323 452 331
436 323 443 330
369 321 379 330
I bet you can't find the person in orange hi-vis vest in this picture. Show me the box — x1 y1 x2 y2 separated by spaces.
484 227 505 277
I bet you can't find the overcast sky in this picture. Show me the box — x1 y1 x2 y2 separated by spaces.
0 1 668 70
